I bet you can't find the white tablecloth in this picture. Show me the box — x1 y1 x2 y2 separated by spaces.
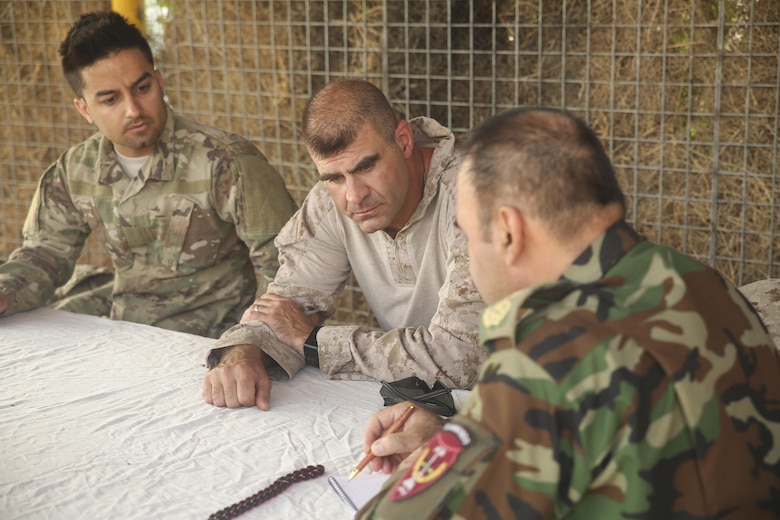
0 309 468 519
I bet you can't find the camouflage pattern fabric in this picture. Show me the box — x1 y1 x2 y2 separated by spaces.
0 107 297 338
48 264 114 316
210 117 486 389
359 220 780 519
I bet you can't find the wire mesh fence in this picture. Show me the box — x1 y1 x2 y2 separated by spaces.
1 0 778 325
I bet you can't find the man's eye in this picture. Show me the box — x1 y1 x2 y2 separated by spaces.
358 160 376 172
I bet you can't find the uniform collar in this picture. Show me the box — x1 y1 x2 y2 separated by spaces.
97 105 175 185
403 116 457 226
478 220 643 345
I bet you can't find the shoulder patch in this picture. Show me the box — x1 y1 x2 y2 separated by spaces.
390 423 472 501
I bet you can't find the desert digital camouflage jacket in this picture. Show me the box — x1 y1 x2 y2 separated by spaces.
0 107 296 338
210 117 486 388
359 220 780 519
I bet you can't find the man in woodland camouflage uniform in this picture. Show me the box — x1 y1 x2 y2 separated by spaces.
0 11 296 338
203 80 486 410
357 107 780 518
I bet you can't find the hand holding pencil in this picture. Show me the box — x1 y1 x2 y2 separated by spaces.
349 404 415 479
353 401 447 479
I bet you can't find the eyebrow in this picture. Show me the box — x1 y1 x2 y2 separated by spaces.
319 153 380 180
93 71 153 100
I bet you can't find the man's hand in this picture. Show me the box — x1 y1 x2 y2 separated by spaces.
362 402 446 475
203 344 272 410
242 293 320 356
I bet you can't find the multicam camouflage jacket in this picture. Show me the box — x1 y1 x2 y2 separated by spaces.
210 117 486 388
0 107 296 338
359 220 780 519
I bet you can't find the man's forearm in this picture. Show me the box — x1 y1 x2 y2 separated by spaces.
315 324 486 388
208 321 306 381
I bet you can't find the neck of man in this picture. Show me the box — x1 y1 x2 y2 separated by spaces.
385 146 435 239
414 146 433 196
525 203 624 287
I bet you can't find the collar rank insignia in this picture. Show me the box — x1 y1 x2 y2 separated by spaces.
390 422 471 501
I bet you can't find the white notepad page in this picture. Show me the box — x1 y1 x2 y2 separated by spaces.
328 472 390 514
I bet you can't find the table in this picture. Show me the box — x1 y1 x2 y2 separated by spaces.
0 308 469 519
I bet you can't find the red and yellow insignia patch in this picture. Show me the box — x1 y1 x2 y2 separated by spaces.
391 422 471 501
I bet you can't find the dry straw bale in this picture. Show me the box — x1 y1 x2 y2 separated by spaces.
1 0 778 323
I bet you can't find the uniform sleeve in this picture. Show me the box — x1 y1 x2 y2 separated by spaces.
0 158 90 315
214 144 297 295
209 319 305 381
358 345 590 519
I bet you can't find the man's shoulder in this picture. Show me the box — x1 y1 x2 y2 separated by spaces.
409 116 454 139
297 181 338 221
426 155 462 217
416 118 461 213
59 130 107 178
171 113 264 158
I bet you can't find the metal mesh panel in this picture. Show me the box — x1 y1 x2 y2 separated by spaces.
1 1 779 327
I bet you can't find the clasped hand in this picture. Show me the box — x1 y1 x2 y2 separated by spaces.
202 293 320 410
241 293 320 355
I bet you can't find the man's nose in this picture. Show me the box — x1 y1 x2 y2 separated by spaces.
125 96 142 118
345 177 369 205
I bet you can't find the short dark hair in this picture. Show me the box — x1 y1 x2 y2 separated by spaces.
302 79 398 159
59 11 153 97
462 107 626 240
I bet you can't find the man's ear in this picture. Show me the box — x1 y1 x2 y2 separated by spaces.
394 120 414 158
495 205 524 265
73 97 93 125
154 68 165 93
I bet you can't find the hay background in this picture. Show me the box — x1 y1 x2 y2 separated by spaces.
1 0 779 327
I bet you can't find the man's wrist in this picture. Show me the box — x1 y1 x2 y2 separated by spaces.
208 344 264 369
303 325 322 368
206 346 229 369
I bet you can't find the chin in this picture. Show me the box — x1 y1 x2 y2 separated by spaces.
353 216 386 234
358 223 383 234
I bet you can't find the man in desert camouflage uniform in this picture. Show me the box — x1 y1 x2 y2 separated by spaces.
0 11 296 338
740 278 780 347
357 107 780 518
202 80 486 410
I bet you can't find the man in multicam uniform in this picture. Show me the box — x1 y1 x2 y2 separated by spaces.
356 107 780 518
202 80 486 410
0 11 296 339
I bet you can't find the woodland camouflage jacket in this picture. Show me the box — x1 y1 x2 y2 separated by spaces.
360 220 780 519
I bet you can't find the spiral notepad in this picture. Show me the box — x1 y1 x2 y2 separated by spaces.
328 472 389 514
